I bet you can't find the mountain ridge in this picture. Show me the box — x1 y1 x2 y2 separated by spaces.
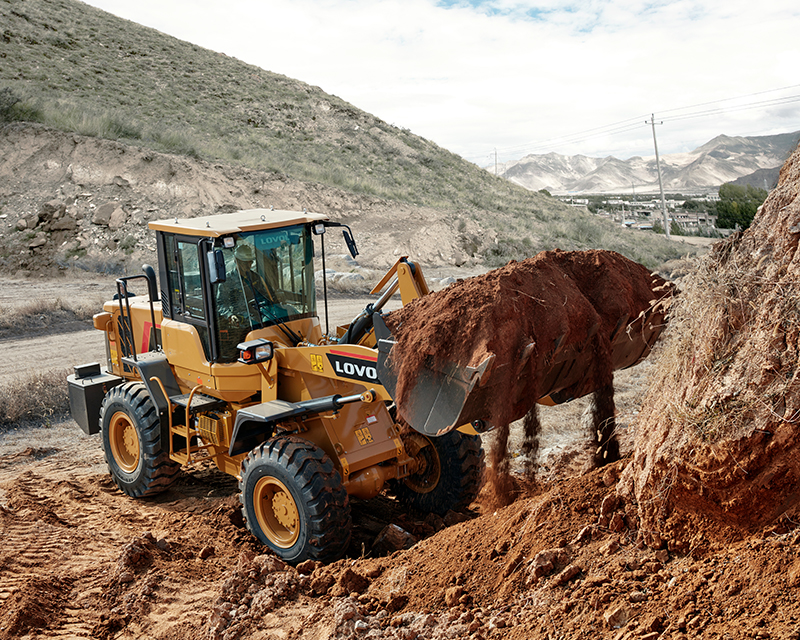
500 131 800 194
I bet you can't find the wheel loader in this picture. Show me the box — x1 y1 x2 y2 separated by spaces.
67 208 668 565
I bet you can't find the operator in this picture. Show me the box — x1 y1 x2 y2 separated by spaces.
217 242 276 328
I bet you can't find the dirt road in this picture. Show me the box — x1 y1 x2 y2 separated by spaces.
0 275 397 385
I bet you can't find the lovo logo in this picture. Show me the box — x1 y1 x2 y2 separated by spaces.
326 350 380 384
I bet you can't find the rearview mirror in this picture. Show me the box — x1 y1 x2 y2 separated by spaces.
322 221 359 259
207 249 226 284
342 228 359 259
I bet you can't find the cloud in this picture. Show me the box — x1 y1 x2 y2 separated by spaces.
83 0 800 164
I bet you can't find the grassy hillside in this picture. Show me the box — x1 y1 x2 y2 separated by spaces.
0 0 692 269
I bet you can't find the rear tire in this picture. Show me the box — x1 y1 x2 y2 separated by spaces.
240 435 351 565
391 429 484 515
99 382 180 498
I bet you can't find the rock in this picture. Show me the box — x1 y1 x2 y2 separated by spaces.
109 206 128 230
571 525 593 546
385 594 408 612
331 568 370 596
372 524 417 555
199 545 215 559
354 619 369 633
529 548 570 582
423 512 446 533
551 563 582 587
28 233 47 249
40 199 66 219
604 604 630 628
488 615 507 630
49 216 77 231
15 218 27 231
296 559 318 575
92 202 118 226
443 510 470 526
117 570 134 584
600 493 618 518
445 586 463 607
310 572 335 595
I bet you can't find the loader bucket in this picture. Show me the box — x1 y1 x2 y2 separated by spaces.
374 314 494 436
374 299 669 436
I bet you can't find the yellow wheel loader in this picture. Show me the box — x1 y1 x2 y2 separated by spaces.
67 209 483 564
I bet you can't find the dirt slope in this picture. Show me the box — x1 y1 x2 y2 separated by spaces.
620 141 800 554
0 123 493 276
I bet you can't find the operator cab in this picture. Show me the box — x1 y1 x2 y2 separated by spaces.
151 209 326 363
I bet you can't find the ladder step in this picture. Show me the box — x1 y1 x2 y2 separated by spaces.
169 392 225 410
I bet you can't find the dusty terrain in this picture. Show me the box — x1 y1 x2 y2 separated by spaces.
0 122 494 278
1 272 799 640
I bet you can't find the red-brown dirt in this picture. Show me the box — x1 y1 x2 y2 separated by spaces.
2 442 800 640
385 249 672 431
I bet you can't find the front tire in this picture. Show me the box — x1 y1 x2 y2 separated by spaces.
240 436 351 565
99 382 180 498
391 429 484 515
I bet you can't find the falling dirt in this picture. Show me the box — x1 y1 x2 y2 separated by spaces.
385 249 674 432
384 249 674 508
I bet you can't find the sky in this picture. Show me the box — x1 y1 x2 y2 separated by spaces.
82 0 800 167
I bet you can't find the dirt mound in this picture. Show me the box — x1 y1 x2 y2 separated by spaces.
621 141 800 552
4 423 800 638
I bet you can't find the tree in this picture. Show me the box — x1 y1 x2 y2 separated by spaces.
716 183 768 230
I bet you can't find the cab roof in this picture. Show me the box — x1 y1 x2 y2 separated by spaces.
148 208 329 237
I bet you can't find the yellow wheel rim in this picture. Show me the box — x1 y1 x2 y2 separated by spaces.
108 411 140 473
403 433 441 494
253 476 300 548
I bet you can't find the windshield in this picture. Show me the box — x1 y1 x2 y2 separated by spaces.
214 224 315 360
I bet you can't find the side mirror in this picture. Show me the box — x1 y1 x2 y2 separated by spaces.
207 249 226 284
342 228 359 259
321 221 359 259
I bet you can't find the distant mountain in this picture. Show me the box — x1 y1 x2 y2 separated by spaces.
499 132 800 194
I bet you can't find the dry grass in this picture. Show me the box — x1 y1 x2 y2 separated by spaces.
0 368 71 426
0 297 97 339
0 0 693 274
639 234 800 443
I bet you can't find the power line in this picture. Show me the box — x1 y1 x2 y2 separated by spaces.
472 84 800 164
662 95 800 125
657 83 800 117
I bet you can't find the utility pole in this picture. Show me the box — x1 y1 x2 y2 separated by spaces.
648 114 670 240
494 148 498 176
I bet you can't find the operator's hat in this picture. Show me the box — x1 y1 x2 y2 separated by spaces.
234 243 255 261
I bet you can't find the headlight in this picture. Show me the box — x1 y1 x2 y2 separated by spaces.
237 339 274 364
